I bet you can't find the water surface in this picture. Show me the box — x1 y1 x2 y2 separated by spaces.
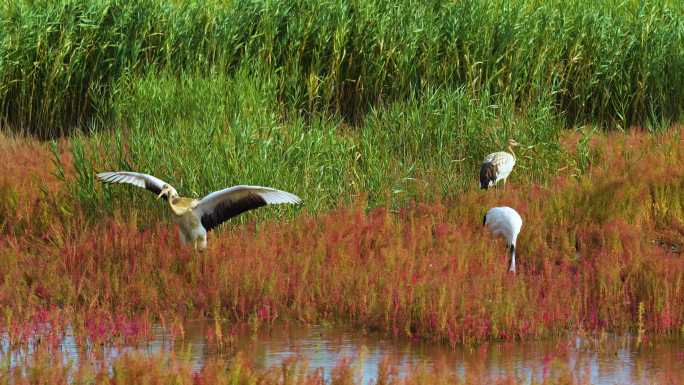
3 322 683 384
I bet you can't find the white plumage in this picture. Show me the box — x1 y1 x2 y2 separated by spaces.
483 206 523 273
480 139 520 189
96 171 302 250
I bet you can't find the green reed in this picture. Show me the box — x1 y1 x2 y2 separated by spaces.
1 0 682 137
67 64 563 216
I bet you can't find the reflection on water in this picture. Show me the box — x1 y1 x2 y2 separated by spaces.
2 321 683 384
226 325 684 384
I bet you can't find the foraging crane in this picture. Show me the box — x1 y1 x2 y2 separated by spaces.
480 139 520 189
96 171 302 250
483 206 522 273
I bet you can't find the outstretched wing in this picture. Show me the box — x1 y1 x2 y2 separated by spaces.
193 185 302 232
96 171 173 198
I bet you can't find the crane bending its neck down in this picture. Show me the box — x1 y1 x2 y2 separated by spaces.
509 244 516 273
483 206 522 274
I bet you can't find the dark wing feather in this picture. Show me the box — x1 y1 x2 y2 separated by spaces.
96 171 172 199
479 162 498 189
194 185 302 232
200 193 267 231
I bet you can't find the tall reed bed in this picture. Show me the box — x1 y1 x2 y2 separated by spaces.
1 0 683 136
1 129 682 346
68 70 563 213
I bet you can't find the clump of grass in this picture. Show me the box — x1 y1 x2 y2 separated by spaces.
1 0 683 136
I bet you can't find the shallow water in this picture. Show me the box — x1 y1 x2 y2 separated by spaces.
3 322 684 384
207 325 684 384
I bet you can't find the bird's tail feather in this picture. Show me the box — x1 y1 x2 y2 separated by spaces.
479 162 497 189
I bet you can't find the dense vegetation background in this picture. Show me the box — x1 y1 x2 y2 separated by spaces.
0 0 683 357
3 0 683 135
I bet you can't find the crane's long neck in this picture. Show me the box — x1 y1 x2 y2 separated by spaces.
508 244 516 273
166 195 196 216
167 196 185 216
508 144 517 160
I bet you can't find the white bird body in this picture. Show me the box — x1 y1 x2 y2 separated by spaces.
480 139 519 189
96 171 302 250
483 206 522 273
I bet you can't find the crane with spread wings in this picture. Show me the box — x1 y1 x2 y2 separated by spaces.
97 171 302 250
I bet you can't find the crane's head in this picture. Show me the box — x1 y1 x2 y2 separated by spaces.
157 184 178 200
507 138 520 147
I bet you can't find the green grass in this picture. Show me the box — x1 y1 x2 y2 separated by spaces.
1 0 683 137
67 64 564 215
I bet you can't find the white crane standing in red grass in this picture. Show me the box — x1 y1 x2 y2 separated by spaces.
483 206 523 273
96 171 302 250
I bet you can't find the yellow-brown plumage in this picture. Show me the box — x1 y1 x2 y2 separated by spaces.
168 197 198 215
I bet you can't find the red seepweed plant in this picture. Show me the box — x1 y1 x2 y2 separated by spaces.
0 129 682 349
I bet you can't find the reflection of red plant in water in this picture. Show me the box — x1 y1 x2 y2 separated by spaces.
542 352 554 378
3 343 682 384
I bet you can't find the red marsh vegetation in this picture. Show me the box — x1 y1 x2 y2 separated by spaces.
0 129 682 348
